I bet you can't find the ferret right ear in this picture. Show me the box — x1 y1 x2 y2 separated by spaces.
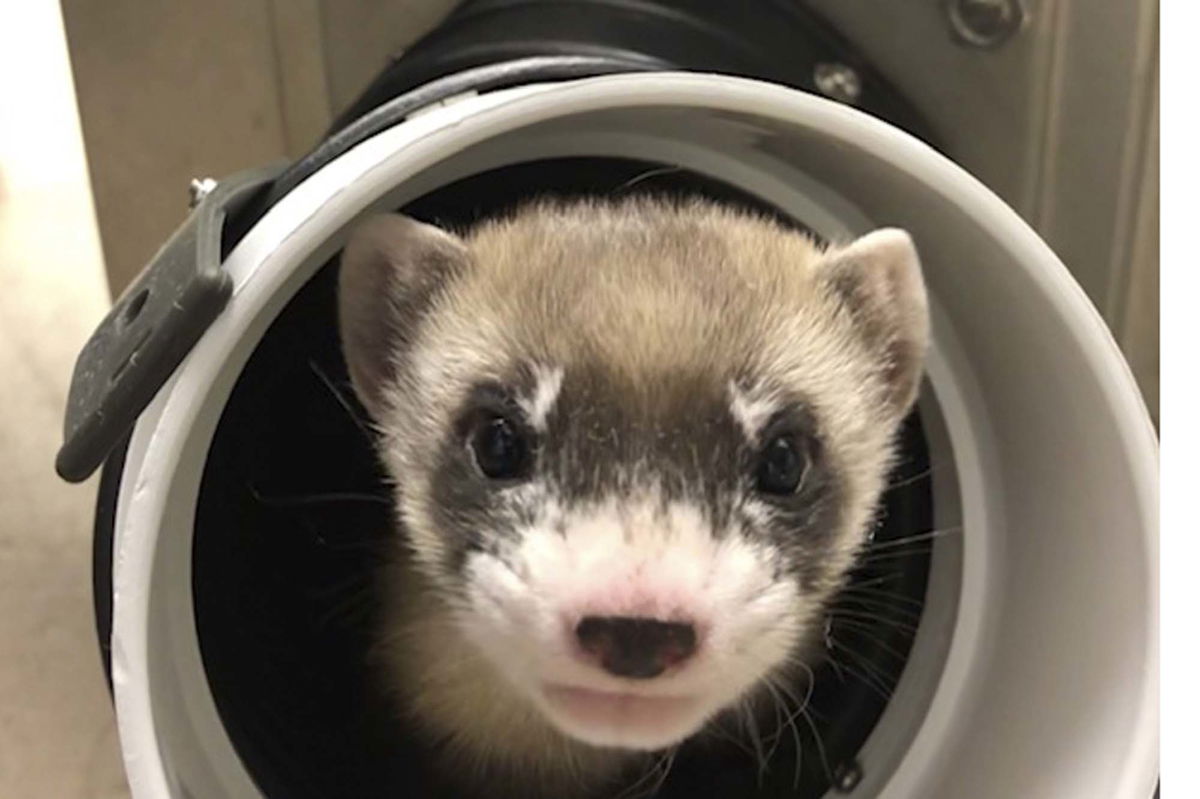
817 228 930 419
337 213 469 421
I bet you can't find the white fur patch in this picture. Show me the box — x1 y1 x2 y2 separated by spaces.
519 364 565 432
727 381 778 444
739 498 777 528
456 492 804 751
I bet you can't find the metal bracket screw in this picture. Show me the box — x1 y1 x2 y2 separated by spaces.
947 0 1029 49
813 62 862 105
188 177 218 209
833 760 864 793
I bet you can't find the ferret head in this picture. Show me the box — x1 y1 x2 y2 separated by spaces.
338 197 928 753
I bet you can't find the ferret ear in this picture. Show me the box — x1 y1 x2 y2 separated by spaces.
337 213 469 420
818 228 930 417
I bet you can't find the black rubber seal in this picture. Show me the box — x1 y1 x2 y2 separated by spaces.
92 429 130 694
227 54 666 245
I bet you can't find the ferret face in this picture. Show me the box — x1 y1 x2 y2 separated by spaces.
338 198 928 753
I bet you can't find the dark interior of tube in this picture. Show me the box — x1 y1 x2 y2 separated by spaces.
193 157 934 798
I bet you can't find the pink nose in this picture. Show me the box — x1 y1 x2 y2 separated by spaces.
574 616 697 679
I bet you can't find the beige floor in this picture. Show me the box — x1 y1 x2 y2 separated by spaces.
0 4 130 798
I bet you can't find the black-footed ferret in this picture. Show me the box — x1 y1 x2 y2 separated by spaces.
336 196 929 798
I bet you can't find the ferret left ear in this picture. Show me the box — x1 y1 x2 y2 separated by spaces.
338 214 470 421
819 228 930 417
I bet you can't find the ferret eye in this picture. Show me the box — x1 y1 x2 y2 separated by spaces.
470 414 531 480
755 434 810 496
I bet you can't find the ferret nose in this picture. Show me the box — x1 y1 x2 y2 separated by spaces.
574 616 697 679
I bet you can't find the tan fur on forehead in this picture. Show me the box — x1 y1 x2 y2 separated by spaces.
458 197 825 374
406 197 885 409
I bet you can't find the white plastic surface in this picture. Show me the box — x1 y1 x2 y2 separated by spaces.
109 72 1158 798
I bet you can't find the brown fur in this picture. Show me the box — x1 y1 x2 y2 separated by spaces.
337 196 929 798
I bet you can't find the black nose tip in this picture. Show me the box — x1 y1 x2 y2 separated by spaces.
575 616 697 679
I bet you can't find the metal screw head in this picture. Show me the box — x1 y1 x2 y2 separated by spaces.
833 760 864 793
947 0 1028 49
813 62 862 105
188 177 218 209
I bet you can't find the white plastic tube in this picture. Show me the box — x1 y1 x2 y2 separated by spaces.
108 72 1157 799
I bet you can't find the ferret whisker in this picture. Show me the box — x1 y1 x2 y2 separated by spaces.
847 649 901 697
837 584 926 608
612 166 684 194
824 650 850 684
312 575 376 627
827 618 914 662
821 646 895 702
247 483 392 508
845 572 908 589
761 696 787 778
706 713 760 762
615 748 674 799
827 637 899 698
828 609 919 635
762 676 805 788
882 460 949 493
308 359 373 437
310 570 374 600
741 695 769 780
837 581 926 603
799 702 834 788
864 523 964 547
613 762 653 799
759 680 790 771
831 595 923 622
827 654 894 702
855 548 935 565
769 662 820 789
648 748 678 798
861 525 962 551
799 661 818 709
884 466 932 491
